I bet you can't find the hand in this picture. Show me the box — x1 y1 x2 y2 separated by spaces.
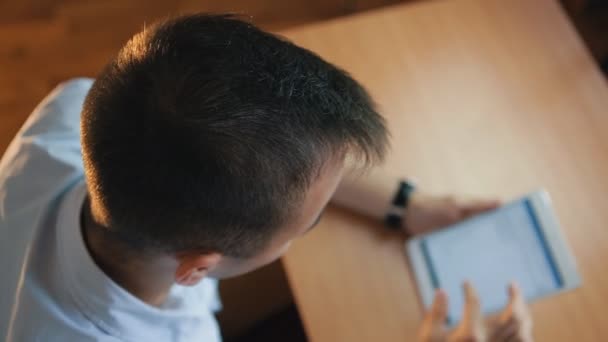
487 284 533 342
404 193 500 236
418 282 485 342
417 282 533 342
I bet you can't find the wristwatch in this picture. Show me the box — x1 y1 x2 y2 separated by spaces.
384 180 416 233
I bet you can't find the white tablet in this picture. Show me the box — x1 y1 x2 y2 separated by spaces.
406 190 580 324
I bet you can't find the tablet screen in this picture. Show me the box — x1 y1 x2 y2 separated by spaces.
420 199 563 323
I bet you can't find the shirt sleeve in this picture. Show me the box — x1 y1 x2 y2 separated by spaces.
0 78 93 168
25 78 92 143
0 78 94 217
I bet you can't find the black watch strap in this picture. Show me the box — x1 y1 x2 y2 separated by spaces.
384 180 416 231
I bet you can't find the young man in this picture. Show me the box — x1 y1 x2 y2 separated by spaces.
0 15 531 341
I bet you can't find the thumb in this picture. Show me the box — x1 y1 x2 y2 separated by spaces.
462 281 482 324
493 282 533 342
500 282 523 322
425 289 448 326
450 282 485 341
419 289 448 341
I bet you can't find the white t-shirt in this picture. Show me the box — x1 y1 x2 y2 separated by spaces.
0 79 222 342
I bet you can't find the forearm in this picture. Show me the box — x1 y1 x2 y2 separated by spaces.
332 170 500 236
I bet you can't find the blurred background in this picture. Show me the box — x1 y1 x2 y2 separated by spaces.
0 0 605 341
0 0 606 156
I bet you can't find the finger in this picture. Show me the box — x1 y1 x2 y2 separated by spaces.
508 282 522 302
449 282 485 342
424 289 448 326
500 282 524 322
461 281 483 326
419 290 449 341
462 199 501 217
498 282 534 342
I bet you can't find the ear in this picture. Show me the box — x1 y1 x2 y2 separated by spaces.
175 252 222 286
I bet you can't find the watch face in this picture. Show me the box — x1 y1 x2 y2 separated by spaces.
393 181 415 207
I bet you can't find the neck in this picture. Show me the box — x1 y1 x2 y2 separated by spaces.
80 198 178 307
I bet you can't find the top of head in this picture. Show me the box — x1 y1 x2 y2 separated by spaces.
80 14 389 258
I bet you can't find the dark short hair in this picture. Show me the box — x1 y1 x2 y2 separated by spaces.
81 14 388 258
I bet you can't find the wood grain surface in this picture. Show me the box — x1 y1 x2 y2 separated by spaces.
280 0 608 340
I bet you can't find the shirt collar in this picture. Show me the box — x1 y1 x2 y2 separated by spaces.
55 181 220 341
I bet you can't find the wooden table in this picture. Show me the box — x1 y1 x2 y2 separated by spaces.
280 0 608 341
